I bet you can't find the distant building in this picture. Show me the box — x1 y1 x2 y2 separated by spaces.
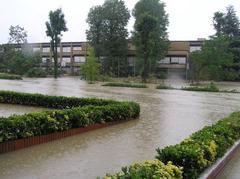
11 40 204 78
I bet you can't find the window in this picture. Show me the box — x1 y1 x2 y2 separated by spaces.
190 46 201 52
179 57 186 64
57 47 61 52
171 57 179 64
159 57 170 64
42 57 47 63
128 57 135 66
61 57 71 67
73 46 82 51
74 56 86 63
62 47 71 52
33 47 40 52
42 47 50 53
170 57 186 64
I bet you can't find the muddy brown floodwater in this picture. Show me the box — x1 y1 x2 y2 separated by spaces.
0 77 240 179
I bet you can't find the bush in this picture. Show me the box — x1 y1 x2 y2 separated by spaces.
102 160 183 179
24 68 47 78
102 82 148 88
156 112 240 179
182 82 219 92
0 91 140 142
0 73 22 80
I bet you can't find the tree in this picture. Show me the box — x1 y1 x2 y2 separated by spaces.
86 6 104 60
86 0 130 76
8 25 27 44
213 5 240 38
46 8 68 78
80 46 100 83
132 0 169 82
190 36 234 81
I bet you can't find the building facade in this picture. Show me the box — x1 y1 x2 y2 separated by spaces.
13 40 204 78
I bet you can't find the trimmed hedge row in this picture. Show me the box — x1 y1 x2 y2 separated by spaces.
0 91 118 109
102 82 148 88
156 112 240 179
0 73 22 80
182 83 219 92
0 91 140 143
102 160 183 179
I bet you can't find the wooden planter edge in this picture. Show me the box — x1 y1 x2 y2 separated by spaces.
0 120 127 154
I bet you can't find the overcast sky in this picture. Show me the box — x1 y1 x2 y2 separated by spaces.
0 0 239 43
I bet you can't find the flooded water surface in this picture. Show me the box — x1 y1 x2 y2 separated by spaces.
0 77 240 179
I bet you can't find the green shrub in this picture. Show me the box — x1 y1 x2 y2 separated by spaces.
0 73 22 80
0 91 140 142
102 82 148 88
102 160 183 179
24 68 47 78
156 112 240 179
182 82 219 92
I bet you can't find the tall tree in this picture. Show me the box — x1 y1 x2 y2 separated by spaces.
190 36 234 81
86 6 104 60
8 25 28 44
86 0 130 76
213 5 240 38
132 0 169 82
46 8 68 78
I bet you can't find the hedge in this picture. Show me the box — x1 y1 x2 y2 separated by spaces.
102 82 148 88
102 160 183 179
156 112 240 179
0 73 22 80
0 91 140 143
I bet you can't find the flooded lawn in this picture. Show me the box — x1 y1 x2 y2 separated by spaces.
0 77 240 179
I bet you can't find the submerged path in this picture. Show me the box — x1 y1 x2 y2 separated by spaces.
0 77 240 179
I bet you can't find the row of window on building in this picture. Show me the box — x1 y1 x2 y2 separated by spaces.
23 46 83 53
42 56 86 67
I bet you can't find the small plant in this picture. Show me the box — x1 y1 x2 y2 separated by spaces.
102 82 147 88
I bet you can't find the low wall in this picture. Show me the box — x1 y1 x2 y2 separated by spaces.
0 122 120 154
201 140 240 179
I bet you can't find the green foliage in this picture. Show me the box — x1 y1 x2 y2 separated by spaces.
46 8 68 78
8 25 27 44
0 91 140 142
132 0 169 82
182 83 219 92
80 46 100 83
102 160 183 179
0 45 42 75
213 5 240 38
24 68 47 78
86 0 130 76
102 82 147 88
156 112 240 179
0 73 22 80
189 36 234 81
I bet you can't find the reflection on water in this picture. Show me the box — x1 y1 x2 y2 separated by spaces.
0 77 240 179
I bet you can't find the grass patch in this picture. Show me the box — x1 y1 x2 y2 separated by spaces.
156 84 175 90
102 82 148 88
182 82 219 92
0 73 22 80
